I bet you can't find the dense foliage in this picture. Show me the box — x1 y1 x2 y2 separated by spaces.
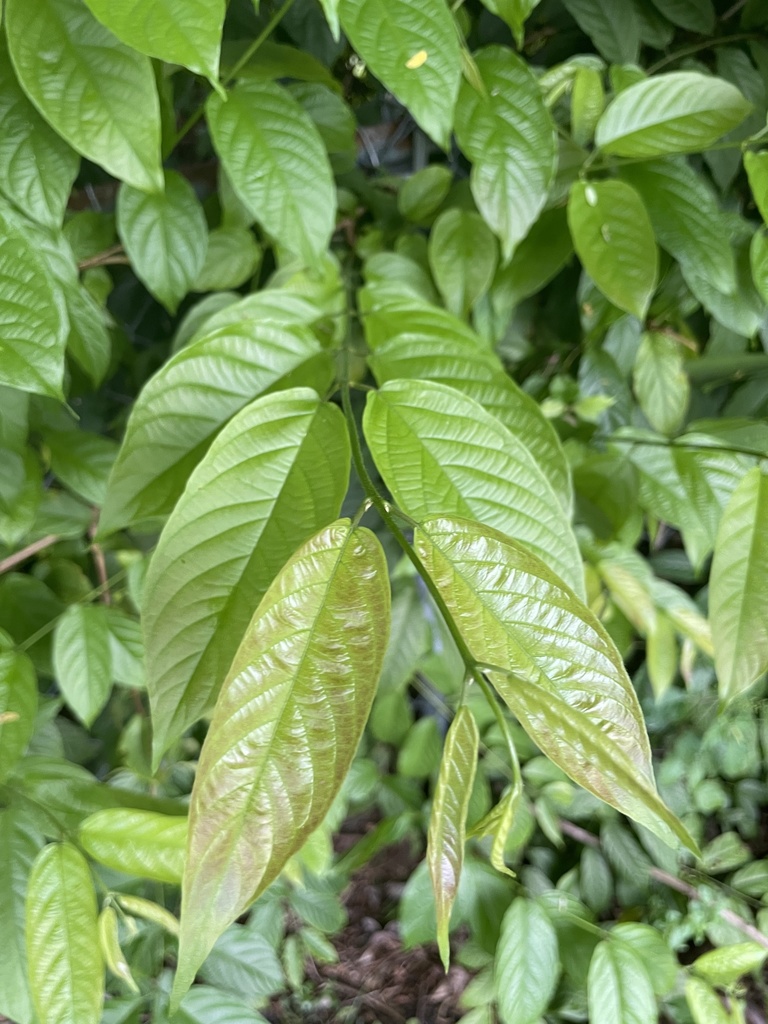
1 0 768 1022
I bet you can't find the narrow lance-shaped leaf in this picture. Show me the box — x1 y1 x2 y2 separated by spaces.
427 706 478 969
98 906 138 993
6 0 163 193
0 648 37 783
495 898 560 1024
172 521 390 1006
709 466 768 702
53 604 113 728
99 317 333 535
79 809 187 884
26 843 105 1024
415 515 697 852
144 389 350 764
364 379 584 595
468 783 520 877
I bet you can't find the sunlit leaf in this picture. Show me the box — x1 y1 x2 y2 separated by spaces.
79 809 186 884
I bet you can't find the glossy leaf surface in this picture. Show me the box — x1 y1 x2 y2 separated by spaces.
79 809 186 884
427 706 478 968
144 390 350 762
364 379 584 595
173 521 390 1003
495 898 559 1024
53 604 112 727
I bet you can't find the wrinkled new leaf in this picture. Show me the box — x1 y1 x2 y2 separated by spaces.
172 520 390 1005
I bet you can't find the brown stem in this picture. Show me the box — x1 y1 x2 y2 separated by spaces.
89 521 111 605
0 534 59 575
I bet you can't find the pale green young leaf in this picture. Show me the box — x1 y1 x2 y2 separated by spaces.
572 67 605 146
568 180 658 319
595 72 751 158
648 0 714 33
745 150 768 224
685 977 733 1024
99 319 332 535
415 516 696 851
172 521 390 1006
26 843 104 1024
317 0 340 40
427 707 479 969
364 379 583 594
0 810 43 1024
468 784 520 877
495 898 559 1024
98 906 138 993
428 209 498 317
633 332 689 435
6 0 162 193
710 466 768 701
113 894 179 936
588 939 657 1024
366 307 572 512
751 228 768 304
194 226 262 292
0 649 37 782
0 36 79 229
338 0 460 149
79 808 186 884
454 46 557 260
612 923 679 997
144 390 349 764
53 605 113 728
117 171 208 314
620 159 737 294
206 82 335 264
0 206 68 399
693 942 767 987
561 0 640 63
83 0 225 83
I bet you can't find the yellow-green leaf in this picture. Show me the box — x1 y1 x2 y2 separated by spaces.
79 809 187 884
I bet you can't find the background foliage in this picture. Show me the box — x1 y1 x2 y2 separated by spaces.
1 0 768 1022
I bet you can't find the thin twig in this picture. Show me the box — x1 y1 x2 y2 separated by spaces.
647 33 761 74
78 244 127 270
89 521 112 605
0 534 59 575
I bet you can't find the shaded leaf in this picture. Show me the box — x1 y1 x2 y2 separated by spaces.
46 429 118 506
199 927 284 1001
80 808 186 884
0 649 37 782
194 226 262 292
561 0 640 64
495 898 559 1024
428 209 498 317
587 939 657 1024
172 521 389 1004
0 809 43 1024
633 332 689 435
745 150 768 224
53 605 112 728
649 0 714 33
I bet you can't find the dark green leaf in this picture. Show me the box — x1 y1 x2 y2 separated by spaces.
0 809 43 1024
562 0 640 64
745 150 768 224
428 209 498 317
648 0 714 33
0 649 37 782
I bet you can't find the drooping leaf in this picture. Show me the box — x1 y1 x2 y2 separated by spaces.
709 466 768 701
338 0 460 149
143 390 350 764
117 171 208 314
428 209 498 317
53 604 113 728
6 0 162 193
415 516 696 851
495 898 559 1024
587 939 657 1024
172 521 390 1005
98 906 138 993
0 649 37 782
99 318 332 535
561 0 640 64
79 808 186 884
595 72 751 158
364 379 584 595
427 706 478 969
633 332 689 435
568 180 658 319
0 36 79 230
26 843 105 1024
83 0 225 83
454 46 557 260
0 809 43 1024
745 150 768 224
0 205 68 399
206 81 335 264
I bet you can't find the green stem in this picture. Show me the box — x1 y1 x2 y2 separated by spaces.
647 33 761 75
171 0 298 148
471 669 523 791
601 433 768 461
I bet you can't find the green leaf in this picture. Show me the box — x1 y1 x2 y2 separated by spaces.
0 35 79 230
53 605 112 728
562 0 640 63
572 66 605 146
745 150 768 224
46 429 118 506
595 72 751 158
366 307 572 513
490 207 573 313
620 158 737 294
427 706 479 969
428 209 498 317
113 894 179 936
633 332 689 435
194 226 262 292
587 939 657 1024
172 521 390 1005
99 317 332 535
415 516 696 852
83 0 225 83
751 228 768 304
364 379 584 595
487 0 541 49
104 609 144 690
495 898 559 1024
6 0 162 193
0 810 43 1024
206 81 335 264
0 649 37 782
468 783 520 877
143 390 349 763
454 46 557 260
398 165 453 223
0 205 68 399
98 906 138 993
693 942 767 986
317 0 341 40
568 180 658 319
685 977 734 1024
710 467 768 701
612 923 679 997
199 926 284 1001
26 842 104 1024
338 0 460 149
79 808 186 884
648 0 714 33
117 171 208 314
